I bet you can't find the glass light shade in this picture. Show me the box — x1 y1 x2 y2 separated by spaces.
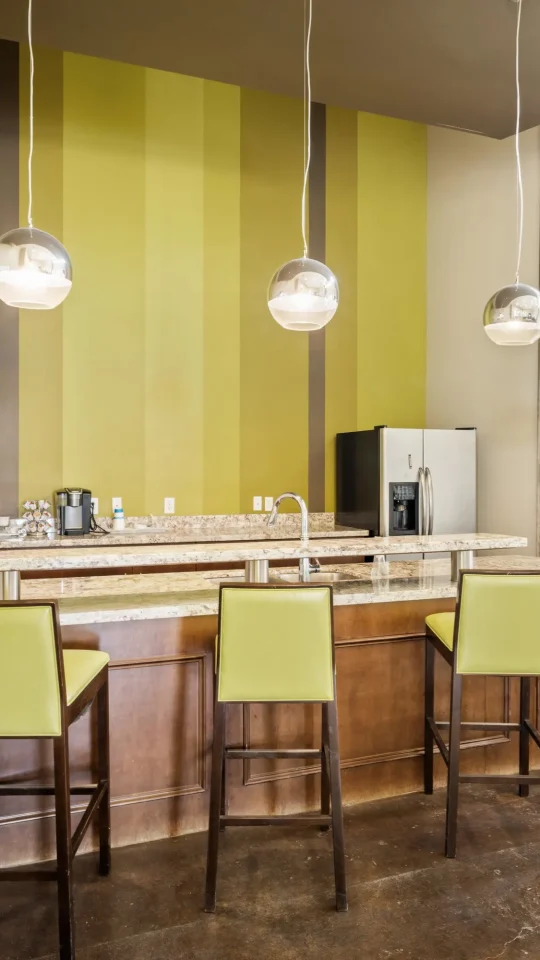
0 227 72 310
483 283 540 346
267 257 339 331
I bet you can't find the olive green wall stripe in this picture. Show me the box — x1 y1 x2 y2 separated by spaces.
324 106 359 511
203 81 241 514
239 89 309 511
145 70 205 515
18 45 64 506
0 40 19 516
308 102 327 513
10 46 428 516
62 54 147 513
357 113 427 431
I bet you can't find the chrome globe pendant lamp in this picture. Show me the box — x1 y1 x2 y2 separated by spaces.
267 0 339 331
0 0 72 311
484 0 540 346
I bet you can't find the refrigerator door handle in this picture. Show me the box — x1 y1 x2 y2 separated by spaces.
418 467 428 535
425 466 434 534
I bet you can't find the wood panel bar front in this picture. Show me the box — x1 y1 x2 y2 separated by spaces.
0 598 533 867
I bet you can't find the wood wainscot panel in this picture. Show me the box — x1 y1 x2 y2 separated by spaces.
0 600 525 866
0 616 215 867
227 598 520 816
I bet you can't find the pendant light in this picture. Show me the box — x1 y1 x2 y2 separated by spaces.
483 0 540 346
0 0 72 311
267 0 339 332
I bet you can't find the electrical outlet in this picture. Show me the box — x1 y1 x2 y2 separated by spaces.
164 497 175 515
91 497 99 516
264 496 274 512
112 497 122 512
253 496 262 512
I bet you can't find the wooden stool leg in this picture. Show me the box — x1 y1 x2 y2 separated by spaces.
445 672 463 859
97 672 111 876
320 702 330 831
519 677 531 799
220 702 230 832
424 639 435 795
326 699 348 912
219 752 227 832
205 700 226 912
54 736 75 960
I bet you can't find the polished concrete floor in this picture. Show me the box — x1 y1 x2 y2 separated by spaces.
3 785 540 960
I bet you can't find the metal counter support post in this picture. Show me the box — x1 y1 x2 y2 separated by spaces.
1 570 21 599
450 551 474 582
244 560 269 583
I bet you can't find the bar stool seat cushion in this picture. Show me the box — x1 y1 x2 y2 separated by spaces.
63 650 110 706
426 612 455 650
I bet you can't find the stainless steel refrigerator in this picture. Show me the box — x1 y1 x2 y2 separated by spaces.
336 427 477 543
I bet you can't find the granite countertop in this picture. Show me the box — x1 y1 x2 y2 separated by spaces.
21 554 539 625
0 512 369 550
0 532 527 571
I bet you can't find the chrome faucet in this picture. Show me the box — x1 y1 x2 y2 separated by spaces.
268 492 309 539
267 492 318 581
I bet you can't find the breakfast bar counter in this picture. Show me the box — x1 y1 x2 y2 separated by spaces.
1 540 536 869
0 533 525 570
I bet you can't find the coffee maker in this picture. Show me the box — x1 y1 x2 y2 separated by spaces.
55 488 92 536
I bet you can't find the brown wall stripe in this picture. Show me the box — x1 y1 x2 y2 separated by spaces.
308 101 326 512
0 40 20 516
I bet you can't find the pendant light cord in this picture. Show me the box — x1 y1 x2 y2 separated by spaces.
301 0 313 260
514 0 523 284
27 0 35 229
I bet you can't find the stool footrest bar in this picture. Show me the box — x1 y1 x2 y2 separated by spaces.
459 774 540 785
220 814 332 827
0 869 57 882
0 783 98 796
435 721 520 731
428 718 449 764
225 748 321 760
71 782 108 855
524 720 540 749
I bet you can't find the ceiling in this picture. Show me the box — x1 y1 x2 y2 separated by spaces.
1 0 539 139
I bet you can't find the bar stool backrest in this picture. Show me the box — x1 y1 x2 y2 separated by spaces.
0 601 64 737
456 572 540 676
217 585 334 702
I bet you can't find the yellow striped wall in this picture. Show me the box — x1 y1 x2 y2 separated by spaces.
18 47 426 515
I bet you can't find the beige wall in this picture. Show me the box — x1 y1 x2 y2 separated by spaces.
427 126 540 553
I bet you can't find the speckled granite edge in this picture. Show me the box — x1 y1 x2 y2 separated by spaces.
0 513 369 550
20 554 539 625
0 533 527 570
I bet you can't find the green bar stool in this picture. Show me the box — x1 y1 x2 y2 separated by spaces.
0 601 111 960
424 570 540 858
205 583 347 913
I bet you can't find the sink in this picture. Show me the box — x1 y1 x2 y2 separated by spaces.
205 571 355 587
205 575 246 586
272 571 354 583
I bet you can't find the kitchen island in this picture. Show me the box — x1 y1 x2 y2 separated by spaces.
0 534 534 868
0 531 526 595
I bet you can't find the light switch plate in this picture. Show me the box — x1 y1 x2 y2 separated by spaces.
264 496 274 511
253 496 262 511
164 497 175 514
